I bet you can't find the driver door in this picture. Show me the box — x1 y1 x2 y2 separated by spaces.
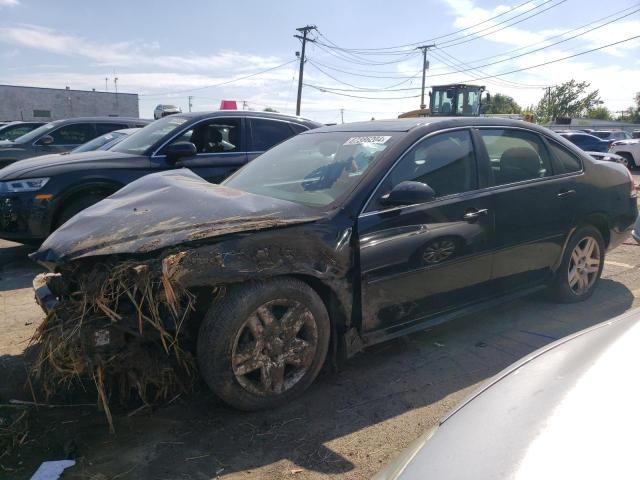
357 129 495 338
160 117 248 183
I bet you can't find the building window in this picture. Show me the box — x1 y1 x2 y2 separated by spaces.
33 109 51 118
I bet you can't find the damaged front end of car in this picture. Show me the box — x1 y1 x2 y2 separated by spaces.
28 169 348 430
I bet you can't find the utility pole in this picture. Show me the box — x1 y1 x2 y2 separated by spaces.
294 25 316 116
188 96 193 112
242 100 248 110
340 108 344 124
547 86 552 122
105 77 108 91
417 45 435 110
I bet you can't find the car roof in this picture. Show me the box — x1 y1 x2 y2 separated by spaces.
308 117 550 133
172 110 321 126
47 117 149 125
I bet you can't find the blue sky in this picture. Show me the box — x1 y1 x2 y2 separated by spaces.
0 0 638 123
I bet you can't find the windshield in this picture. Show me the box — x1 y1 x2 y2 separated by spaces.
71 131 126 153
224 131 399 207
12 122 57 144
111 116 188 155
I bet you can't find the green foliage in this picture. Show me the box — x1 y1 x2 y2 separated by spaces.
587 106 612 120
482 93 522 114
535 80 603 123
263 107 279 113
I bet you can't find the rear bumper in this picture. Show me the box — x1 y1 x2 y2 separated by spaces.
0 193 52 240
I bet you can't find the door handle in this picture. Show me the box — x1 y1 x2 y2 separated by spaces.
463 208 489 220
556 189 576 198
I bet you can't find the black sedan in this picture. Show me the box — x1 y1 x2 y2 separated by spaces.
0 111 320 242
558 131 611 152
0 116 150 167
374 308 640 479
30 117 637 413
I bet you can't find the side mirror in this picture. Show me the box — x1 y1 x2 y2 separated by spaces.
38 135 54 146
164 141 196 164
381 181 436 207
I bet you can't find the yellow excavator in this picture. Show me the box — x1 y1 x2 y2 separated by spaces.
397 84 534 122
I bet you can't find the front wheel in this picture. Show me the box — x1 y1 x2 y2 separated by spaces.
197 278 330 410
550 226 605 303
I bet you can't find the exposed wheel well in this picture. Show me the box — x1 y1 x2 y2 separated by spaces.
581 215 610 248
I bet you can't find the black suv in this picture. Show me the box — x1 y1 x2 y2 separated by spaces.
0 111 321 242
0 117 150 167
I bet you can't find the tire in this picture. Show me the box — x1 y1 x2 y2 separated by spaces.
618 152 636 170
55 194 107 229
197 277 330 411
550 225 605 303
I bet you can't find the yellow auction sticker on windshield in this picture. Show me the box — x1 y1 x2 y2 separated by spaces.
343 136 391 145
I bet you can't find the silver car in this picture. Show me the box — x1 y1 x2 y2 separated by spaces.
375 308 640 479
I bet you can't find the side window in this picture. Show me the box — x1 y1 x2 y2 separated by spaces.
478 129 552 186
547 141 582 173
96 123 127 135
370 129 477 210
251 119 296 151
166 118 241 154
48 123 95 145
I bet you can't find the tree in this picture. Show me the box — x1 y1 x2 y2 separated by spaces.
535 80 603 123
263 107 279 113
587 106 612 120
481 93 522 114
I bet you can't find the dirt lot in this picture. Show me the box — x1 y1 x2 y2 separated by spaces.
2 217 640 478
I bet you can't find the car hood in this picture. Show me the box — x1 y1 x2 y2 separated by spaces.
0 150 144 179
381 309 640 480
32 168 324 265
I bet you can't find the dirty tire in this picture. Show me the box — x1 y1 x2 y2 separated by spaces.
550 225 605 303
618 152 637 170
197 277 330 411
55 194 106 229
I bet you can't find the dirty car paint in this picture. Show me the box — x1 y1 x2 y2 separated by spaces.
31 169 324 264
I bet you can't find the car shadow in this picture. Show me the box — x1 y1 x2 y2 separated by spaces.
3 279 636 479
0 243 43 292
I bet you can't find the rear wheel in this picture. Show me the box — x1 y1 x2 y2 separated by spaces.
618 152 636 170
197 278 330 410
550 226 605 303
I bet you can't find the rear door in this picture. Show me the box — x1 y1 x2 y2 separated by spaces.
358 128 495 339
159 117 248 183
476 127 577 291
247 118 302 161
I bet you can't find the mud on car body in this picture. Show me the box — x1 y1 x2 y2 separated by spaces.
30 117 637 414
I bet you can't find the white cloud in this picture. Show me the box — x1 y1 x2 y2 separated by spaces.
0 24 283 71
0 0 19 6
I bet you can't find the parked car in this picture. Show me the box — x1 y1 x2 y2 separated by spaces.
154 104 181 120
30 117 637 411
374 309 640 480
0 111 321 242
69 128 140 153
558 132 611 153
0 117 150 168
591 130 632 141
633 130 640 139
0 121 45 141
609 139 640 169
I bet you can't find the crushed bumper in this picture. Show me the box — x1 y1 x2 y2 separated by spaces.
33 272 61 313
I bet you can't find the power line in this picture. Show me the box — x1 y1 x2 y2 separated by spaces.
304 83 420 100
313 0 538 52
139 59 297 97
305 34 640 95
308 60 420 90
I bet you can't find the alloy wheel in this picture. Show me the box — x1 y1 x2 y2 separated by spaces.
231 299 318 396
423 239 456 264
568 236 601 296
